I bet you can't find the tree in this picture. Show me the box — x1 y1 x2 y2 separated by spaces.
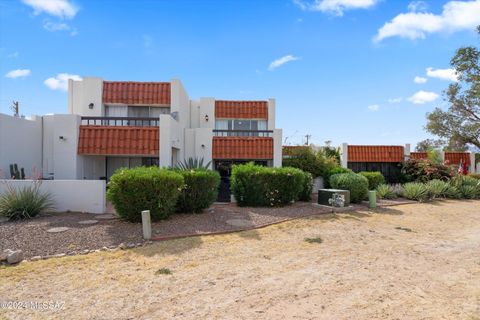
425 26 480 149
415 138 468 152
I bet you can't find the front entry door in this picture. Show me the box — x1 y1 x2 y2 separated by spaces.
215 161 232 202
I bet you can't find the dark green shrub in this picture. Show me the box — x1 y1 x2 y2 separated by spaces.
324 166 353 188
0 182 54 220
175 169 220 213
329 173 368 203
359 171 385 190
231 163 306 207
401 159 454 182
298 171 313 201
282 147 339 179
107 167 184 222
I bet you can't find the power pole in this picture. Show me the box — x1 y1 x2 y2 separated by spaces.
305 134 311 146
11 101 19 117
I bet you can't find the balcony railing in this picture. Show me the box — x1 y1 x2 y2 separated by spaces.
213 129 273 137
81 116 159 127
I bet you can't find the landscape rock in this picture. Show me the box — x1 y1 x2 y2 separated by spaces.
47 227 70 233
30 256 42 261
7 250 24 265
1 249 13 261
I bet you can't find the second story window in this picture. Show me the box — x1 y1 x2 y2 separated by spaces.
215 119 268 136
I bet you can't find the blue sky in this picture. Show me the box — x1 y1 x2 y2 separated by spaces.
1 0 479 147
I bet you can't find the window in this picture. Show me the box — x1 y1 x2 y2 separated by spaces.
214 119 268 136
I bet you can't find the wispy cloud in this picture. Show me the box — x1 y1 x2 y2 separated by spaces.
408 90 439 104
294 0 380 16
367 104 380 111
374 0 480 42
43 19 77 36
21 0 78 19
44 73 82 91
387 97 403 104
5 69 31 79
407 1 428 12
414 76 427 84
268 55 300 71
7 52 19 58
426 67 458 82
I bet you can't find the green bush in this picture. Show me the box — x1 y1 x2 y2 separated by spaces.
359 171 385 190
401 159 454 182
231 163 306 207
0 182 54 220
107 167 184 222
282 147 338 179
175 169 220 213
469 173 480 180
324 166 353 188
329 173 368 203
298 171 313 201
402 182 429 201
426 179 451 199
375 184 397 199
450 175 480 199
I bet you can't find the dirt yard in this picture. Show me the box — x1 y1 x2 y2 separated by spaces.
1 200 479 319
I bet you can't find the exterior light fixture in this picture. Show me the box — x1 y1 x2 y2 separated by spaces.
59 136 66 141
201 144 205 148
205 114 209 122
88 103 94 109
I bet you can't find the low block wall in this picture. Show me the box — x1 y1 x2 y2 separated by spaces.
0 180 106 214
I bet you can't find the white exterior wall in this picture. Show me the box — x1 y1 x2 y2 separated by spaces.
0 114 42 178
68 77 104 116
0 180 106 213
340 143 348 168
268 99 276 130
273 129 283 167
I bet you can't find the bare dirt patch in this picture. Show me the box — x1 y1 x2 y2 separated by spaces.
1 200 479 319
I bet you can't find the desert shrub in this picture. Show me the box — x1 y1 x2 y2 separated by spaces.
298 171 313 201
426 179 451 199
282 147 338 179
450 175 480 199
402 182 429 201
0 182 54 220
375 184 397 199
459 185 478 199
329 173 368 203
231 163 306 207
401 159 454 183
469 173 480 180
359 171 385 190
324 166 353 188
175 157 211 170
391 184 405 197
175 169 220 213
107 167 184 222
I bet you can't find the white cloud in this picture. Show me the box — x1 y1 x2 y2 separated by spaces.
44 73 82 91
426 67 458 82
374 0 480 42
268 55 300 71
43 20 77 36
294 0 379 16
407 1 428 12
407 90 439 104
367 104 380 111
22 0 78 19
5 69 31 79
388 97 403 103
414 76 427 84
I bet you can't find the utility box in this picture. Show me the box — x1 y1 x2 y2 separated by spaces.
318 189 350 206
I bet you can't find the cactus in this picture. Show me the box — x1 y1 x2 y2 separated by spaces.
9 163 25 179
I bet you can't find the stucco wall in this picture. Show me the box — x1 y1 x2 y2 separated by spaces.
68 77 103 116
0 180 106 214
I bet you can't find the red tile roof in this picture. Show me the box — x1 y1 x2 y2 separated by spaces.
102 81 171 105
348 145 404 163
213 137 273 159
78 126 159 156
282 145 308 156
410 152 428 160
215 100 268 119
444 152 470 165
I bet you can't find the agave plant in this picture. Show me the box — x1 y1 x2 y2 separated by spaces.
375 184 397 199
175 157 212 170
402 182 430 202
0 182 54 220
426 179 450 199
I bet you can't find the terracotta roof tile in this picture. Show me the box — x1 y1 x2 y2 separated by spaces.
444 152 470 165
348 145 404 163
410 152 428 160
213 137 273 159
102 81 170 105
215 100 268 119
78 126 159 156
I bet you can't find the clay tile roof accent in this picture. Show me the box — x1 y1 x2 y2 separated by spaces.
410 152 428 160
348 145 404 163
213 137 273 159
444 152 470 165
215 100 268 119
102 81 171 105
78 126 159 156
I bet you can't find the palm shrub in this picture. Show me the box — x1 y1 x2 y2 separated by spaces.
329 173 368 203
375 184 397 199
231 163 306 207
359 171 385 190
107 167 184 222
175 157 211 170
0 182 54 220
402 182 429 201
426 179 451 199
175 169 220 213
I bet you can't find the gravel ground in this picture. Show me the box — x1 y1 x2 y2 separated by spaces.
0 200 478 319
0 198 412 258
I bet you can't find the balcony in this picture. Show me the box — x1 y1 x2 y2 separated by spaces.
81 116 159 127
213 131 274 160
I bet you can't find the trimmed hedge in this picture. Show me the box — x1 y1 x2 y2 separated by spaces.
175 169 220 213
359 171 385 190
329 173 369 203
231 163 306 207
107 167 184 222
298 171 313 201
324 166 353 188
